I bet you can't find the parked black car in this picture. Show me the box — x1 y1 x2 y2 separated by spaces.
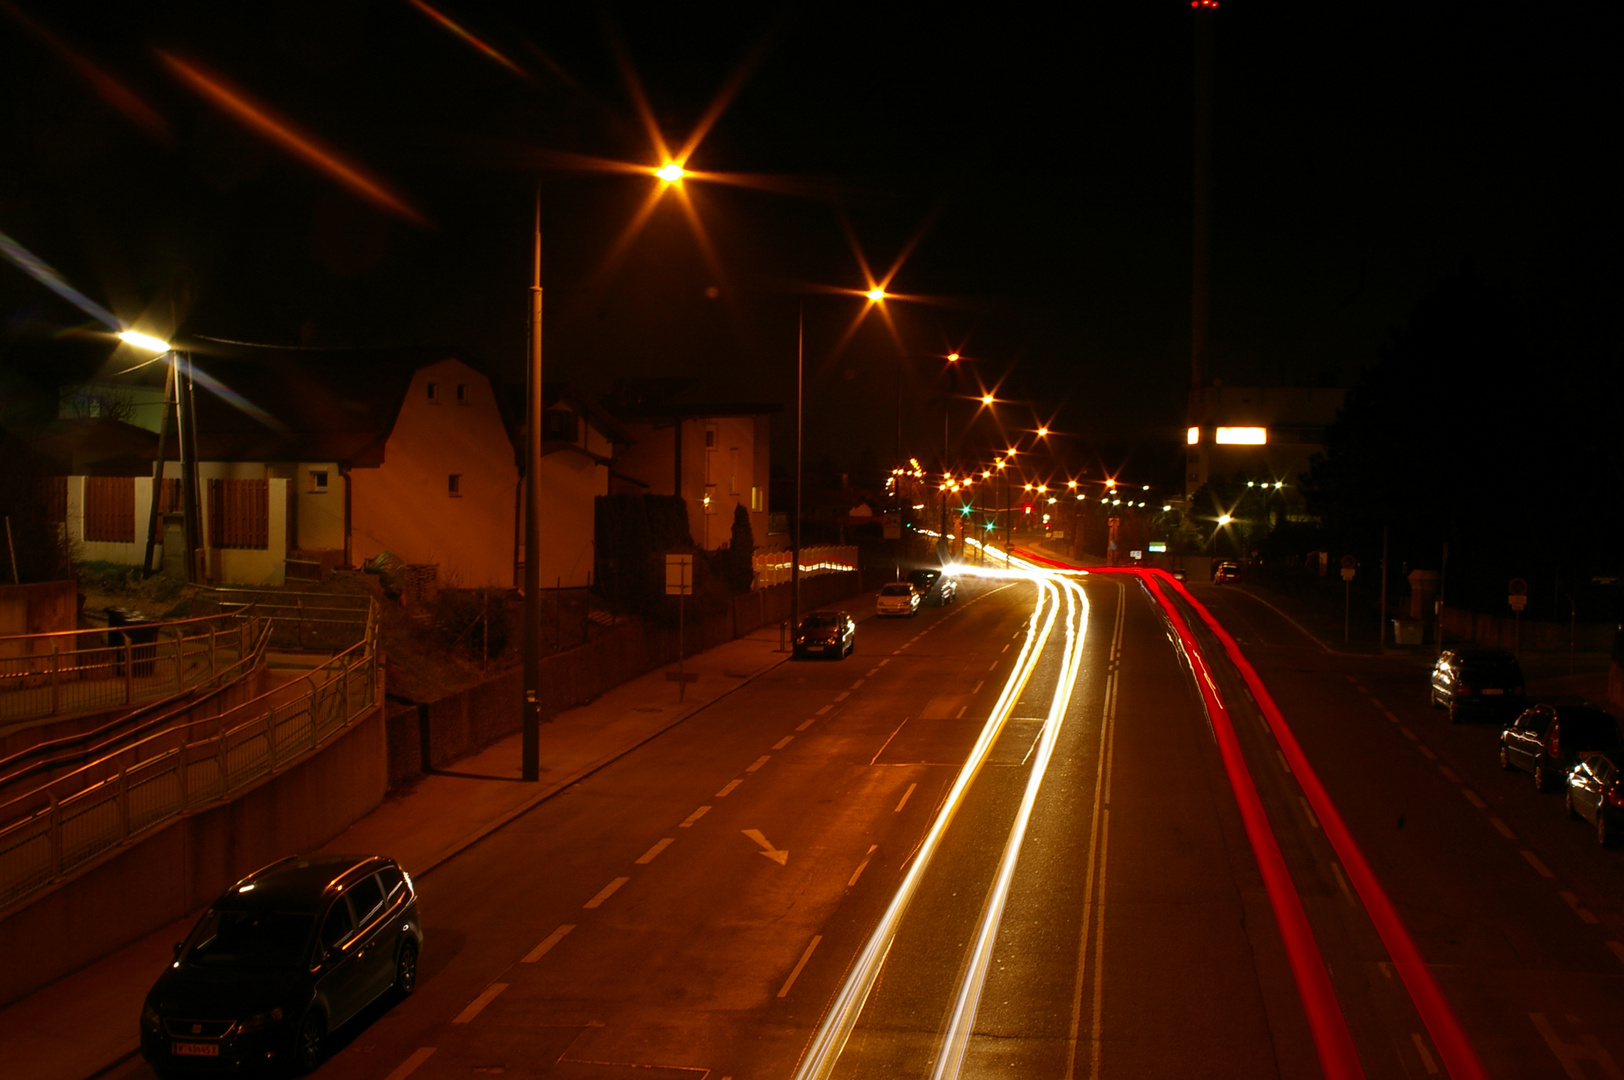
141 854 422 1075
794 611 856 659
1566 751 1624 846
907 567 958 606
1430 646 1525 723
1499 703 1622 791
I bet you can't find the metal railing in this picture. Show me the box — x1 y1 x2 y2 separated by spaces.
193 587 373 651
0 602 379 913
0 612 256 725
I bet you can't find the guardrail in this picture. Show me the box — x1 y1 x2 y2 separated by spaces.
0 612 256 725
0 602 379 913
194 587 372 651
752 545 859 588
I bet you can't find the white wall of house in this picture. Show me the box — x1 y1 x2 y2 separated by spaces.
292 461 345 552
67 475 150 566
531 451 605 589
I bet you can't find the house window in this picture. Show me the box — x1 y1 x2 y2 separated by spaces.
704 425 717 449
82 477 135 542
456 383 469 405
448 473 462 497
156 477 182 513
208 479 268 550
308 469 329 494
426 380 440 403
541 409 578 443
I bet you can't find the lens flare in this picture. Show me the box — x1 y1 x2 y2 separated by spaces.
403 0 527 77
0 226 120 330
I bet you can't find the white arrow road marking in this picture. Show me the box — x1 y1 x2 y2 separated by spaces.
742 828 788 865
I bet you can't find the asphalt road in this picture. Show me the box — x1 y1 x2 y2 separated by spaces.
113 571 1624 1079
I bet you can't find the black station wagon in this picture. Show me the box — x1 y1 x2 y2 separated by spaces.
140 854 422 1075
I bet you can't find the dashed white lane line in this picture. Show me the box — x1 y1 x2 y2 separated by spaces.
1520 850 1555 879
878 658 891 667
834 691 849 701
1399 726 1419 741
777 935 823 998
895 782 917 812
1369 698 1386 711
1608 941 1624 966
796 717 817 732
1462 789 1487 809
816 704 833 715
773 735 794 750
972 680 984 693
866 668 880 676
850 679 866 688
1411 1032 1440 1075
1418 746 1438 761
1275 749 1291 774
847 844 879 887
382 1047 436 1080
1489 817 1516 841
1439 766 1461 783
746 755 771 772
679 806 711 828
635 838 675 864
1384 710 1401 723
1560 891 1601 924
453 982 509 1024
522 924 575 964
1001 643 1011 653
956 705 967 718
716 779 744 797
1298 796 1320 830
1329 860 1356 905
583 877 631 909
988 661 998 672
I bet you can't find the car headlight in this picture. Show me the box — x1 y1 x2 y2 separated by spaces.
141 1003 161 1032
237 1008 284 1033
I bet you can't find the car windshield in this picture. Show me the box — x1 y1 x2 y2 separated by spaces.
800 615 838 628
1557 710 1621 750
880 584 913 596
908 571 940 587
183 907 315 970
1460 661 1521 685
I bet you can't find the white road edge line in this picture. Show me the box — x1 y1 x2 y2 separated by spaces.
452 982 509 1024
778 935 823 998
522 924 575 964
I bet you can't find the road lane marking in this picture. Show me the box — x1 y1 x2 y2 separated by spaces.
1560 891 1601 924
956 705 967 718
716 779 743 797
1368 697 1385 710
850 679 865 688
1001 644 1010 653
453 983 508 1024
1384 710 1401 723
778 935 822 997
1346 675 1361 685
848 844 879 886
895 782 917 812
1520 850 1555 878
878 658 891 666
773 735 794 750
1529 1012 1624 1079
796 717 817 731
972 680 984 693
746 755 770 772
1399 726 1418 741
1329 861 1356 905
679 806 711 828
1489 817 1516 841
1462 789 1487 809
867 668 880 676
1411 1033 1440 1075
1418 746 1438 761
1439 766 1461 782
583 877 630 908
1276 749 1292 774
834 691 850 701
1299 796 1320 830
1608 942 1624 966
816 704 833 714
635 838 675 864
522 924 575 963
743 829 789 865
383 1048 437 1080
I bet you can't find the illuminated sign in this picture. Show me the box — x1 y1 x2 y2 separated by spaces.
1148 542 1167 553
1186 426 1199 445
1215 427 1267 445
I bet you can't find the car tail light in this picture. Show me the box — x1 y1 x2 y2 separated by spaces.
1607 784 1624 809
1548 729 1560 757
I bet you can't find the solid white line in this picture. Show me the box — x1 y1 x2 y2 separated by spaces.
583 877 630 909
895 782 917 812
848 844 879 887
796 717 817 731
716 779 743 797
778 935 823 998
452 983 508 1024
382 1047 437 1080
746 755 770 772
521 924 575 963
774 735 794 750
679 805 711 827
635 838 674 864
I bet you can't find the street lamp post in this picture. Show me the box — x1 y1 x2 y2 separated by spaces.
522 192 543 782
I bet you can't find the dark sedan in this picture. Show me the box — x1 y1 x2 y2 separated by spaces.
1566 751 1624 846
794 611 856 659
1500 703 1622 792
1430 646 1525 723
141 854 422 1075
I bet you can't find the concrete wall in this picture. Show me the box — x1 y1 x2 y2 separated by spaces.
0 580 77 653
0 701 387 1007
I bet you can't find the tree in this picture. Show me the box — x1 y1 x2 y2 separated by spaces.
725 504 754 592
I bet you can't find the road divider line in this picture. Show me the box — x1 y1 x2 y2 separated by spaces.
382 1047 437 1080
1462 789 1487 809
778 935 823 998
1369 698 1385 710
583 877 630 908
848 844 878 886
834 692 850 701
1329 861 1355 906
867 668 880 676
746 755 770 772
716 779 744 797
1520 850 1555 878
1399 726 1418 741
679 806 711 828
635 838 675 864
796 718 817 731
1607 942 1624 966
1418 746 1438 761
878 658 891 667
1384 711 1401 723
1299 796 1321 830
850 679 865 688
1439 766 1461 783
956 705 967 718
972 680 984 693
452 983 508 1024
774 735 795 750
816 704 833 715
895 782 917 812
1489 817 1516 841
1559 891 1600 923
522 924 575 963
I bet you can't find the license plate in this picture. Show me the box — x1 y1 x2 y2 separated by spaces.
1482 688 1503 695
172 1043 219 1057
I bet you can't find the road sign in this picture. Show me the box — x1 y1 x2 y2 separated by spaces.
1508 577 1529 596
664 553 693 596
1340 555 1357 570
1509 595 1528 612
1341 567 1355 582
1148 542 1167 553
882 513 901 540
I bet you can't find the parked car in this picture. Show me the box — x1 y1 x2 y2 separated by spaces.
1213 561 1241 583
1566 751 1624 846
140 854 422 1075
907 567 958 606
1499 703 1622 791
1430 646 1525 723
794 611 856 658
876 582 921 617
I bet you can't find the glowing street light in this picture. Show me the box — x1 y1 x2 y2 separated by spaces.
1218 513 1233 526
947 352 960 362
1037 426 1049 437
981 393 995 405
866 287 886 302
654 161 686 183
118 330 171 353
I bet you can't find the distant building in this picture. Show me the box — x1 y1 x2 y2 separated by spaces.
1184 382 1345 506
604 379 780 552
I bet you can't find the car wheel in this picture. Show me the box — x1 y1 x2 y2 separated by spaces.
1499 744 1512 771
292 1011 325 1075
1534 761 1551 792
395 940 418 997
1567 789 1581 820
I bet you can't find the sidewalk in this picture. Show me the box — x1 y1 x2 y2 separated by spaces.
0 614 826 1080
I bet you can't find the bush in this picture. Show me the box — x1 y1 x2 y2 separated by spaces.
429 588 510 660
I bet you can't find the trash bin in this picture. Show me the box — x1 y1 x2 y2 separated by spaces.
1391 618 1424 646
107 606 159 677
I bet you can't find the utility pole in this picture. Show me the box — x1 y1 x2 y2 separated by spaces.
790 306 803 642
522 191 544 782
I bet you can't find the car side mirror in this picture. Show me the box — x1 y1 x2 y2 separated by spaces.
172 942 183 959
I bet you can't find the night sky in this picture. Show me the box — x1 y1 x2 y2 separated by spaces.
1 1 1614 480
